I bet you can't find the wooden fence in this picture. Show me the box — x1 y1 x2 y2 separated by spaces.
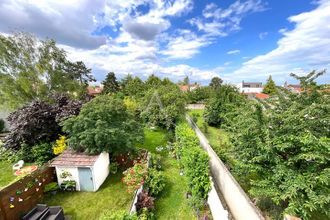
0 166 56 220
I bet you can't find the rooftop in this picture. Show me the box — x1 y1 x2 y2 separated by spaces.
50 150 99 167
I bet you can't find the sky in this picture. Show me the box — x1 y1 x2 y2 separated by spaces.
0 0 329 85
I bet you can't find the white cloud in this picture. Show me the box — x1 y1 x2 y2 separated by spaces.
259 32 268 39
227 49 240 55
228 0 330 83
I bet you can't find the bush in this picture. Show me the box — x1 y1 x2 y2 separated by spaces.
109 162 119 174
52 135 67 155
99 210 138 220
122 161 148 193
191 113 199 123
175 123 211 210
135 191 155 212
0 119 5 132
145 168 165 197
149 154 162 170
31 142 55 165
44 182 59 193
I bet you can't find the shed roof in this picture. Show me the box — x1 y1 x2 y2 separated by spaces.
50 150 99 167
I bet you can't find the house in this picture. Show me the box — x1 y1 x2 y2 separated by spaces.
87 85 103 96
245 93 270 99
50 150 109 192
179 83 200 92
236 81 263 93
283 82 302 93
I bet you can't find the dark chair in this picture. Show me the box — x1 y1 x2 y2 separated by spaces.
22 204 49 220
39 206 64 220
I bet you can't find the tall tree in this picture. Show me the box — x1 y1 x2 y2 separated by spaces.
209 77 223 89
102 72 120 94
65 61 95 85
183 76 190 85
263 75 277 95
145 74 162 89
0 33 90 110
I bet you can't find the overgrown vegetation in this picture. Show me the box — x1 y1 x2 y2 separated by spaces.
175 123 211 211
203 70 330 219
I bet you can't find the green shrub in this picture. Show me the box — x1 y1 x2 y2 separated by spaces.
145 168 165 197
44 182 59 193
149 154 162 170
99 210 138 220
175 122 211 210
31 142 55 164
109 162 119 174
0 119 5 132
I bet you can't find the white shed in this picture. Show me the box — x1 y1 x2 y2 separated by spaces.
50 150 109 192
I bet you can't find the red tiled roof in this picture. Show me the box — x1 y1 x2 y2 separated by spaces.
255 93 270 99
87 86 103 95
179 85 189 92
50 150 99 167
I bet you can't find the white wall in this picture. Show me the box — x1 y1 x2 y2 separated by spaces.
55 167 80 191
236 83 263 93
207 177 228 220
92 152 110 191
186 115 265 220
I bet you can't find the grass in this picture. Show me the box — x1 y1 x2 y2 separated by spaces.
138 128 195 220
0 160 18 189
43 172 133 220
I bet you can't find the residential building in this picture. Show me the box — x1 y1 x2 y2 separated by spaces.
179 83 200 92
87 85 103 96
283 82 302 93
236 81 263 93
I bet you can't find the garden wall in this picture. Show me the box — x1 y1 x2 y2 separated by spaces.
186 115 265 220
0 166 56 220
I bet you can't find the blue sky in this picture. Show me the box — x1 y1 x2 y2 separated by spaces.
0 0 329 85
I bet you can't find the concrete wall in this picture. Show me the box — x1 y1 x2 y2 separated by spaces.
207 177 229 220
186 115 265 220
92 152 110 191
55 167 80 191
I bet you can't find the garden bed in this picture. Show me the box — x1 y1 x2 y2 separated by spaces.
137 128 195 219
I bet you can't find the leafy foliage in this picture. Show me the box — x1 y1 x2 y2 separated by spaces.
0 33 92 110
53 135 67 155
186 86 211 104
99 210 138 220
122 160 148 193
141 84 186 129
62 95 144 154
102 72 120 94
136 191 155 212
204 84 245 127
145 168 166 197
31 142 54 164
175 123 211 210
263 75 277 95
224 71 330 219
4 95 82 151
209 77 223 89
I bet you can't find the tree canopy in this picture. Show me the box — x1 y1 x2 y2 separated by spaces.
0 33 93 110
263 75 277 95
209 77 223 90
62 95 144 154
102 72 120 94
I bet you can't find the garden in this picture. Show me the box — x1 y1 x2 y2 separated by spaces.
188 71 330 220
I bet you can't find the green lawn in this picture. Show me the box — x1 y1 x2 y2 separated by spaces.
138 128 195 220
0 160 19 189
43 172 133 220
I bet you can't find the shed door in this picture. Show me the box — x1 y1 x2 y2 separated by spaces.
78 167 94 191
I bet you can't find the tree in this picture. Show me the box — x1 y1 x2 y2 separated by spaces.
0 33 91 110
62 95 144 154
263 75 277 95
4 95 82 151
209 77 223 89
141 84 186 129
65 61 95 85
122 76 145 98
227 71 330 219
145 74 162 89
183 76 190 85
204 85 244 126
102 72 120 94
186 86 211 104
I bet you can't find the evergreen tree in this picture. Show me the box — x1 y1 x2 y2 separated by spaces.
209 77 223 89
263 75 277 95
102 72 120 94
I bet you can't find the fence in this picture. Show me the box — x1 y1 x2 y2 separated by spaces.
0 166 56 220
186 115 265 220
